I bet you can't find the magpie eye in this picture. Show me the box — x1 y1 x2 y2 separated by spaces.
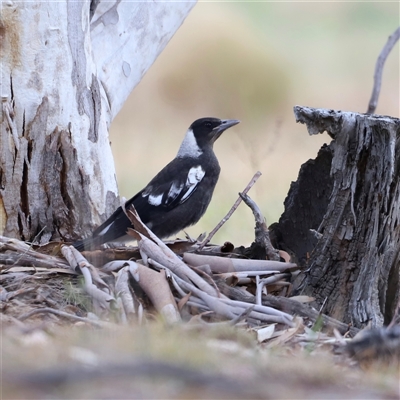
205 122 212 128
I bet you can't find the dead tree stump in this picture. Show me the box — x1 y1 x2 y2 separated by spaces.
271 144 333 266
277 106 400 328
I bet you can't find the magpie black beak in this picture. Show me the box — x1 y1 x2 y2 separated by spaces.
211 119 240 142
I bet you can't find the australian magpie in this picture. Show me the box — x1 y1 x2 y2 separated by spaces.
73 117 240 251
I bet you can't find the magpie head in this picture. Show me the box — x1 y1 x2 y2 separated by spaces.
191 117 240 146
177 118 240 158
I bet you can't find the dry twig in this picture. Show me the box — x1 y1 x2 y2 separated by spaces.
198 171 262 250
367 26 400 114
216 280 359 336
239 193 280 261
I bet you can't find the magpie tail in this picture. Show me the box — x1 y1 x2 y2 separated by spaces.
72 236 102 252
72 238 88 252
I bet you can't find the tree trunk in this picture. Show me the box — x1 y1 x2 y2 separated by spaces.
273 106 400 328
0 1 195 243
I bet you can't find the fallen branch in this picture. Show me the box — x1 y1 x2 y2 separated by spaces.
216 280 359 336
168 269 294 327
183 253 297 273
0 236 69 269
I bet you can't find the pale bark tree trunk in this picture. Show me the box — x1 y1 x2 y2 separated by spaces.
0 0 195 243
272 106 400 328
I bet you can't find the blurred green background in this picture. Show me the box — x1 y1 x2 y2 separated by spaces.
110 2 399 246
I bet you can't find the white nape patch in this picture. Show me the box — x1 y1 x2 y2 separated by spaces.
181 166 205 202
177 129 203 158
148 193 163 206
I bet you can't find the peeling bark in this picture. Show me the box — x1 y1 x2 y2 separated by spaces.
1 98 93 242
275 106 400 328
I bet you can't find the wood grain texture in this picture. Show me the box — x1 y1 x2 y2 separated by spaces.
287 106 400 328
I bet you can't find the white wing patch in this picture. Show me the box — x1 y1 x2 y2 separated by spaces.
142 166 205 207
147 193 163 206
180 166 205 202
167 181 184 204
142 186 163 206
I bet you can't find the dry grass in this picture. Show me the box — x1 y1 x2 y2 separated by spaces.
2 322 399 399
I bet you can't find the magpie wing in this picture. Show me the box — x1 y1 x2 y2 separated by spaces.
84 161 205 246
141 164 206 210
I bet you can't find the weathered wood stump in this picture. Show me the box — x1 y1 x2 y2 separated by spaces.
274 106 400 328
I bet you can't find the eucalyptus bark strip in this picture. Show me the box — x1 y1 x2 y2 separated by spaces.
115 266 136 318
183 253 297 273
134 263 181 323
